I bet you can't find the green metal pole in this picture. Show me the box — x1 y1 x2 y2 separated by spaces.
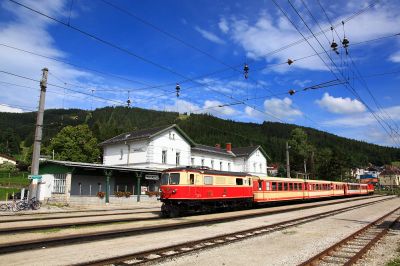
105 170 112 203
136 173 141 202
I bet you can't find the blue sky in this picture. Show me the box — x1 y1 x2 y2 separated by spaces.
0 0 399 147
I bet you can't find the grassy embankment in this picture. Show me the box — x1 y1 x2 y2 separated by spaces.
0 171 29 201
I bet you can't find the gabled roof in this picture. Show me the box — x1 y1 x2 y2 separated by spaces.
232 145 270 160
99 124 195 146
192 144 234 157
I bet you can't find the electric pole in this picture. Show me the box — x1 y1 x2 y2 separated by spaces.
286 141 290 178
29 68 48 199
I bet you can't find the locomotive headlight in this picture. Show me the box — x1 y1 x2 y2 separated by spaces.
172 189 177 194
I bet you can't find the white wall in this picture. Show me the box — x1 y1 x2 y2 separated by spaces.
103 140 148 166
147 129 191 169
238 149 268 176
103 129 191 170
0 157 16 165
191 151 235 171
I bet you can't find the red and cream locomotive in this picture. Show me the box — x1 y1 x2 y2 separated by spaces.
160 167 374 217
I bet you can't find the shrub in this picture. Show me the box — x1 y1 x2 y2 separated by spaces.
97 191 105 198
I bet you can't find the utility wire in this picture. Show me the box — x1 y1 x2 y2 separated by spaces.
280 0 400 146
7 0 285 122
316 0 400 137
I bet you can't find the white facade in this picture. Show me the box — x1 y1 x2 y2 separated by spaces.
102 126 268 176
0 155 16 165
191 151 235 172
103 128 191 170
236 149 267 176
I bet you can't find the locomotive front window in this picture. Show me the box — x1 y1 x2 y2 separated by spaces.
169 173 180 185
161 174 169 185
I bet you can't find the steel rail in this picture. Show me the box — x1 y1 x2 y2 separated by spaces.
0 196 381 236
74 197 396 266
0 210 160 224
299 206 400 266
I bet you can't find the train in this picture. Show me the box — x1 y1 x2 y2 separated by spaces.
160 167 374 217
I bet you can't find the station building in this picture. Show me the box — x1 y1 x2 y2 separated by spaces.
38 124 269 205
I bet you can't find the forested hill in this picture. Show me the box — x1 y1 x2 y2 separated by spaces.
1 106 399 167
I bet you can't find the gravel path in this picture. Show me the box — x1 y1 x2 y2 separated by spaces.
354 214 400 266
155 198 400 266
0 196 396 266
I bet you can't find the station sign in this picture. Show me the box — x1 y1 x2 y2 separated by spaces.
28 175 42 180
145 174 159 180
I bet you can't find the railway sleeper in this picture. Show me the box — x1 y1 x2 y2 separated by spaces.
322 255 349 264
331 251 357 259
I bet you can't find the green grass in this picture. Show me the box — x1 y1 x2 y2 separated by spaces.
0 187 21 201
387 258 400 266
0 171 30 187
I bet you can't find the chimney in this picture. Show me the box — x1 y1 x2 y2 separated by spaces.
226 143 232 152
215 144 221 149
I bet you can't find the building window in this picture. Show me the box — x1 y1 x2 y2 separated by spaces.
172 133 175 140
120 149 123 160
191 157 195 166
53 174 66 194
211 160 214 169
228 163 231 171
201 159 205 167
220 161 223 171
259 163 262 173
253 163 256 172
190 174 195 185
176 152 180 166
162 150 167 164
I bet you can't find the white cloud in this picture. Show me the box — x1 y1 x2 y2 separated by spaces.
293 79 311 87
389 51 400 63
0 104 24 113
222 3 400 72
218 18 229 34
264 97 302 120
0 0 95 110
164 98 238 117
245 97 302 121
194 26 225 44
203 100 237 116
323 105 400 127
316 93 366 114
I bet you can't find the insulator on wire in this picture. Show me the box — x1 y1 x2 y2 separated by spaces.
127 99 131 107
287 59 294 65
330 41 339 55
289 89 296 95
176 83 180 97
243 63 249 79
341 22 350 55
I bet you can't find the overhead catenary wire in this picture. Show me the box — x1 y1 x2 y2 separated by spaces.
6 0 386 99
315 0 400 137
278 0 400 146
8 0 287 122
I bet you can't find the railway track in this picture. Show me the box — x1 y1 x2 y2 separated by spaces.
75 197 397 266
0 209 160 224
299 206 400 266
0 196 381 235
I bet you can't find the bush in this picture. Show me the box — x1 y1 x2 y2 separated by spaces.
97 191 105 198
0 162 17 172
